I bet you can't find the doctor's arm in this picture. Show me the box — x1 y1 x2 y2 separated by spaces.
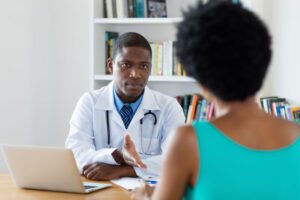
65 93 137 180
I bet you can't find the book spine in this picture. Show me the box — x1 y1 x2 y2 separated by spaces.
106 0 114 18
199 99 207 121
157 43 163 76
187 95 199 124
116 0 128 18
112 0 117 17
135 0 145 18
127 0 134 17
207 103 214 121
194 101 202 121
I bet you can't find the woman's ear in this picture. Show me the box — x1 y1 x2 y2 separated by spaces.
107 58 113 74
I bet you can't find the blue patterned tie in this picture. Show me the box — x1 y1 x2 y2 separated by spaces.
120 105 133 129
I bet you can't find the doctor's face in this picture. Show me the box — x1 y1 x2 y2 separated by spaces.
108 46 151 103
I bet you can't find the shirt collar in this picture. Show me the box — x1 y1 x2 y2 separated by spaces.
113 86 144 114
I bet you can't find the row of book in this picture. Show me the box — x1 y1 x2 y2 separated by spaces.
176 94 215 124
150 41 184 76
103 0 167 18
257 96 300 121
105 31 185 76
175 95 300 124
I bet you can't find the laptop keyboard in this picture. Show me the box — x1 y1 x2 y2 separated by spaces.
84 185 97 190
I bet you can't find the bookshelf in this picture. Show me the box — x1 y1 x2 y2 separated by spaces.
90 0 199 96
94 17 182 24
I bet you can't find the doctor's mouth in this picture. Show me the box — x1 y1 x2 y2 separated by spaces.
125 83 144 90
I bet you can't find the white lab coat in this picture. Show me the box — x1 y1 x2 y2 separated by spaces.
65 81 185 179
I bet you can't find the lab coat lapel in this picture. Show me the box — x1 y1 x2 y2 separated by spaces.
94 81 124 127
111 109 124 128
94 81 114 111
129 107 144 129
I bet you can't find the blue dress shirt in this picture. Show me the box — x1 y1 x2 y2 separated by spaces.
113 87 143 127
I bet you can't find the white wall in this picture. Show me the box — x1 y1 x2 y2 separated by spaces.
0 0 90 172
0 0 300 172
266 0 300 103
50 0 90 147
0 0 36 171
249 0 300 103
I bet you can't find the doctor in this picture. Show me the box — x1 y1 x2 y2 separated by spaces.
65 32 185 180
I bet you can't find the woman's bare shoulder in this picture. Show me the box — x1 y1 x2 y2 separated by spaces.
170 125 199 163
174 125 197 144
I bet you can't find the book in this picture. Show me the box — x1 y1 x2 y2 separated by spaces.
105 0 114 18
186 94 199 124
135 0 145 18
259 96 300 122
194 100 202 122
198 99 207 121
291 107 300 120
269 98 286 116
207 103 215 121
276 105 287 119
127 0 135 17
176 94 214 122
103 0 107 18
182 95 191 122
105 31 119 74
293 110 300 121
116 0 128 18
176 96 183 108
157 43 163 76
146 0 167 18
149 41 183 76
285 105 293 121
259 96 278 113
112 0 117 17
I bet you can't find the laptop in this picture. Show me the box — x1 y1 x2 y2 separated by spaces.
1 145 112 193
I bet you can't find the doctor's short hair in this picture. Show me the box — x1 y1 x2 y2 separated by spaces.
176 0 272 101
112 32 152 60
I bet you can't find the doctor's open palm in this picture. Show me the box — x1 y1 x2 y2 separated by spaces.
122 134 147 169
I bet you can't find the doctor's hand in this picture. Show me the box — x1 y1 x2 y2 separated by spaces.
122 133 147 169
82 162 136 181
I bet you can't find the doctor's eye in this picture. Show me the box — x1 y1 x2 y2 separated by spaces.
140 63 150 70
120 63 131 69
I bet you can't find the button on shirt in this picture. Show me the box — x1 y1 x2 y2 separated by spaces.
113 88 143 129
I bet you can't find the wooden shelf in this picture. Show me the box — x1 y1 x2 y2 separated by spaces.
94 75 195 82
94 17 182 24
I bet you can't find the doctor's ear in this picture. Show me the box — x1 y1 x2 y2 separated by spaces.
107 58 113 74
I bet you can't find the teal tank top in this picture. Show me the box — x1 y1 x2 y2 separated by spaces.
184 121 300 200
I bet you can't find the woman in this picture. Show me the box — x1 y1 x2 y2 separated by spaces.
131 1 300 199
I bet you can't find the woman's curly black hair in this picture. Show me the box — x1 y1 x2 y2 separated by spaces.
176 0 272 101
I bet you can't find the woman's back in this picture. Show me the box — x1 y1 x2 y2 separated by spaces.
130 2 300 200
186 112 300 200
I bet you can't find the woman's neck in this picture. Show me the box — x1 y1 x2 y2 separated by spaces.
213 97 260 118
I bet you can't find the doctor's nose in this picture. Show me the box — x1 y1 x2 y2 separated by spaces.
129 68 141 79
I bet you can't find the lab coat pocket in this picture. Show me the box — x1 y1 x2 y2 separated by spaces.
139 138 161 156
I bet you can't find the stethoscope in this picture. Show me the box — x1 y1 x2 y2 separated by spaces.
106 110 157 155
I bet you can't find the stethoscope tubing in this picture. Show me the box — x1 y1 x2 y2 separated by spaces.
106 110 157 149
106 110 110 147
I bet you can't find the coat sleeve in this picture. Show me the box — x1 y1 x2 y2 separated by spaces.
65 92 118 172
134 99 185 179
